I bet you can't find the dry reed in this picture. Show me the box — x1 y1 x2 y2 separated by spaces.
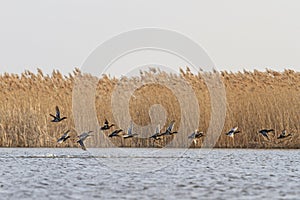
0 68 299 148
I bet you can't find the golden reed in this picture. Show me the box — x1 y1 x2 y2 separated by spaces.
0 68 299 148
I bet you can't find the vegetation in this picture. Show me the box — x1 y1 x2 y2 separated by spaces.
0 68 299 148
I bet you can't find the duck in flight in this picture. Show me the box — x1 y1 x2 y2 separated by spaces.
159 120 178 136
225 126 240 138
188 129 205 139
258 129 274 140
188 129 205 145
108 129 123 138
123 121 138 139
77 131 93 151
100 119 114 130
277 129 292 139
50 106 67 122
150 125 162 140
57 130 71 143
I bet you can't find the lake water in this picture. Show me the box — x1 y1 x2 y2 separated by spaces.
0 148 299 199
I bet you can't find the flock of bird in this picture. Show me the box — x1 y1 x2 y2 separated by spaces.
51 106 293 151
224 126 292 141
51 106 93 151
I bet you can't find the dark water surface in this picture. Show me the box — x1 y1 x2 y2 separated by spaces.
0 148 299 199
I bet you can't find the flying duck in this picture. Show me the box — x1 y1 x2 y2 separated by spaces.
277 129 292 139
159 120 178 136
50 106 67 122
259 129 274 140
77 131 93 151
123 121 138 139
57 130 71 143
150 125 162 140
108 129 123 138
100 119 114 130
188 129 205 139
225 126 240 138
188 129 205 145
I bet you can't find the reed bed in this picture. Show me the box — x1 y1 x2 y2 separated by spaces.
0 68 299 148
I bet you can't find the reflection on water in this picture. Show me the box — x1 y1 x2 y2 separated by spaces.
0 148 300 199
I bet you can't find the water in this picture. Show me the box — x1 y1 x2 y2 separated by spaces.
0 148 299 199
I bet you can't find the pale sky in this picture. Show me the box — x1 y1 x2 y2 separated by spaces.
0 0 299 76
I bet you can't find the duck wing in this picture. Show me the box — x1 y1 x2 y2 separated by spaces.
167 121 175 133
226 130 233 135
50 114 57 119
55 106 61 118
263 133 269 140
188 132 195 139
78 140 87 150
57 135 66 143
128 122 133 136
155 125 160 134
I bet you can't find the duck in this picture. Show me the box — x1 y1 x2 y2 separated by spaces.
258 129 274 140
277 129 292 139
188 129 205 139
57 130 71 143
159 120 178 136
77 131 93 151
225 126 240 138
123 121 138 139
100 119 114 130
150 125 162 140
50 106 67 122
188 129 205 145
108 129 123 138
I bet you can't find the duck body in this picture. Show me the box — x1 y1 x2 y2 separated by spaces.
226 127 240 138
77 131 93 150
277 129 292 139
50 106 67 122
123 121 138 139
57 130 71 143
109 129 123 138
159 121 178 136
100 119 114 130
259 129 274 140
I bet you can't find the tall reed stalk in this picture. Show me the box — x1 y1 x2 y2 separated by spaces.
0 68 299 148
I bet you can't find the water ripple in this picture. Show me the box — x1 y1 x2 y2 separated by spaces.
0 148 300 199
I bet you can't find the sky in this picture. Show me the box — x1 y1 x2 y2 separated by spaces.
0 0 299 76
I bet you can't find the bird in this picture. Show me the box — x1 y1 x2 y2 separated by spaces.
259 129 274 140
277 129 292 139
108 129 123 138
188 130 205 145
150 124 162 140
159 120 178 136
57 130 71 143
77 131 93 151
50 106 67 122
123 121 138 139
225 126 240 138
100 119 114 130
188 129 205 139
